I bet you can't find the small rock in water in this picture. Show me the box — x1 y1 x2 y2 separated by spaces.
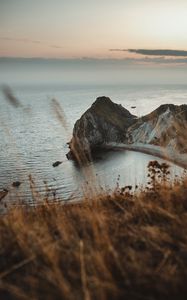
12 181 21 188
131 106 136 109
52 161 62 167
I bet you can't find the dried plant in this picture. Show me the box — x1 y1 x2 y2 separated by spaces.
0 88 187 299
0 175 187 300
2 85 22 108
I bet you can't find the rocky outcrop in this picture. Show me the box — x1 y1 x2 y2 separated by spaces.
127 104 187 153
67 97 137 161
67 97 187 161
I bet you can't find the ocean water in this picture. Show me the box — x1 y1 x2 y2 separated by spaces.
0 59 186 203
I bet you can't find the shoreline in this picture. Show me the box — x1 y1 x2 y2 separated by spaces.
103 142 187 169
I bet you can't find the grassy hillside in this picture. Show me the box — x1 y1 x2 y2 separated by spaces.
0 163 187 300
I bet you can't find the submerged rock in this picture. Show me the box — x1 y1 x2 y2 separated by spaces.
67 97 187 161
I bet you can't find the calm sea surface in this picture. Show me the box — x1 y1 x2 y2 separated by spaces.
0 59 186 203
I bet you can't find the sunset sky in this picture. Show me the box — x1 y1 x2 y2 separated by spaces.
1 0 187 59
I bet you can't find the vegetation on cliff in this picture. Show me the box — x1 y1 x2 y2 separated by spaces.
0 163 187 300
1 91 187 299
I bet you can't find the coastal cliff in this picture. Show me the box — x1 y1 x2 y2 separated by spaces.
67 96 137 160
127 104 187 153
67 97 187 161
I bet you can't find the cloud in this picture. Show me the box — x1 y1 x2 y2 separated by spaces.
0 37 63 49
109 49 187 57
129 49 187 57
50 45 63 49
109 49 128 52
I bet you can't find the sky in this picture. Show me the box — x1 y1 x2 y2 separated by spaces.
0 0 187 59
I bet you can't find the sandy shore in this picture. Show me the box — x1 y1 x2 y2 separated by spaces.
104 142 187 169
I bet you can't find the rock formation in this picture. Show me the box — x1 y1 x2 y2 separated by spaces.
67 96 137 161
127 104 187 153
67 97 187 161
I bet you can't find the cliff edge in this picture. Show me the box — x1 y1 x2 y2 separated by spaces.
67 97 187 162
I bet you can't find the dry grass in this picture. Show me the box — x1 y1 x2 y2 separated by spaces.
0 173 187 300
1 88 187 299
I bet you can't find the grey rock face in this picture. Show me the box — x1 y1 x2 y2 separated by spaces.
127 104 187 153
67 97 187 161
67 96 137 161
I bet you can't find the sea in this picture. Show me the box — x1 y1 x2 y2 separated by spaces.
0 58 186 204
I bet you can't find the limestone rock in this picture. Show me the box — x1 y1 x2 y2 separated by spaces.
67 97 187 161
67 96 136 161
127 104 187 153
